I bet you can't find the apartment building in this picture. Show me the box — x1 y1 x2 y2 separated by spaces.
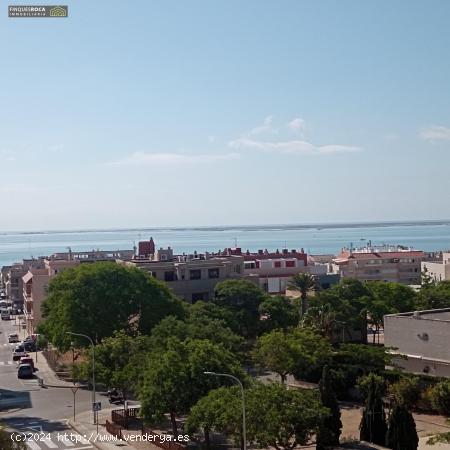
332 245 425 285
422 252 450 282
21 248 135 333
3 259 46 308
125 245 247 302
384 308 450 377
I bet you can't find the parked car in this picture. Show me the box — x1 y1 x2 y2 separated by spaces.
23 341 37 352
13 346 28 361
17 364 33 379
8 333 20 343
1 309 11 320
19 356 34 370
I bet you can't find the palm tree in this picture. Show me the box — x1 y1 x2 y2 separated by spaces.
288 273 318 317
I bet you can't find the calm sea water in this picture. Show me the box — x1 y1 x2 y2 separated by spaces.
1 221 450 268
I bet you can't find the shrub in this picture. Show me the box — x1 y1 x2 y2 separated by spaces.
427 380 450 415
389 377 421 408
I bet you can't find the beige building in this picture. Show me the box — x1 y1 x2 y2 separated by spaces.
23 259 80 334
422 252 450 282
332 245 424 285
125 247 247 302
384 308 450 377
21 248 135 334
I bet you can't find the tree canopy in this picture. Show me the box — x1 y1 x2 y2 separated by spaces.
139 338 245 436
253 328 331 383
39 262 183 349
213 279 267 338
259 295 299 333
186 382 327 450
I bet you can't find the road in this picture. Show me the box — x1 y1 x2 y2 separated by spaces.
0 317 107 450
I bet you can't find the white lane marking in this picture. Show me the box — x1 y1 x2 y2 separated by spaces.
0 362 4 365
41 438 58 448
74 434 90 445
26 440 41 450
60 436 75 447
7 361 13 365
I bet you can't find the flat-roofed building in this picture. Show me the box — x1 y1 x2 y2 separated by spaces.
125 247 247 302
422 252 450 282
384 308 450 377
333 245 425 285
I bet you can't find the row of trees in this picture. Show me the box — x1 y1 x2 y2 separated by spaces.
38 263 450 450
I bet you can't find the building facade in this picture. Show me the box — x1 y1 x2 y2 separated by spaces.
422 252 450 282
125 247 246 302
384 308 450 377
332 245 425 285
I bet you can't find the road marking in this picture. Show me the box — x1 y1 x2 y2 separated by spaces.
60 436 75 446
26 440 41 450
75 435 90 445
8 361 13 365
41 438 58 448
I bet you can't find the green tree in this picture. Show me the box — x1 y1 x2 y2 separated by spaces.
76 330 149 398
0 429 26 450
247 382 327 450
149 313 244 355
39 262 183 349
301 303 337 340
213 280 267 338
427 379 450 415
416 280 450 310
386 403 418 450
288 273 318 316
358 373 387 446
139 338 244 436
316 366 342 449
259 295 299 333
389 377 421 409
185 386 243 449
308 279 372 343
253 328 331 383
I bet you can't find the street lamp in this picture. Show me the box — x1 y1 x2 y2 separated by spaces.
204 372 246 450
66 332 96 425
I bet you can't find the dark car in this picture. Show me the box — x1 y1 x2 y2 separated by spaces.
17 364 33 379
23 341 37 352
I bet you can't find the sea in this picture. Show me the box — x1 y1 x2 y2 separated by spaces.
1 221 450 268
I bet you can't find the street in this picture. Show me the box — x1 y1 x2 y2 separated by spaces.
0 317 101 449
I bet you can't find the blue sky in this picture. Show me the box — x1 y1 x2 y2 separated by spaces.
0 0 449 231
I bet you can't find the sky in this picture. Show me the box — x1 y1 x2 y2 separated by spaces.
0 0 449 231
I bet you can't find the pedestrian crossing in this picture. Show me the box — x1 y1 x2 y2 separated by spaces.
24 433 92 449
0 360 14 365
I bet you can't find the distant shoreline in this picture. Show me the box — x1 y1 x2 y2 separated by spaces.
0 219 449 236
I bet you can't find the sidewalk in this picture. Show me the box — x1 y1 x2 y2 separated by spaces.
68 407 162 450
32 350 70 387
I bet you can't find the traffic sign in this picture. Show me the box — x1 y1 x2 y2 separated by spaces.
92 401 101 412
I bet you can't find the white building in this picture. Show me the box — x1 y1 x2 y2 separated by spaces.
422 252 450 282
384 308 450 377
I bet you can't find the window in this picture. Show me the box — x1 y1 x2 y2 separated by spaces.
285 260 295 268
164 271 176 282
190 269 201 280
274 261 281 268
208 268 219 279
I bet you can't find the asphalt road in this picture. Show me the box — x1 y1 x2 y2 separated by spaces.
0 317 106 450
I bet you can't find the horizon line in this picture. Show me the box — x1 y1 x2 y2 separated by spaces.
0 218 450 236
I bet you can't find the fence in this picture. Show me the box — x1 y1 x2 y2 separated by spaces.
111 407 141 429
141 426 187 450
105 420 123 440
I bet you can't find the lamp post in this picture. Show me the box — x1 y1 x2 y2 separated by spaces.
204 372 246 450
66 332 96 425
